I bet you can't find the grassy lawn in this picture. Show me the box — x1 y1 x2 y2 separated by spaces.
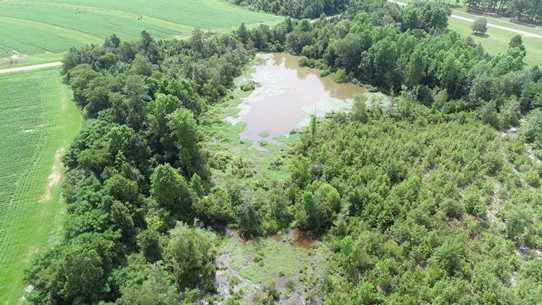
448 18 542 67
0 0 282 60
0 68 81 305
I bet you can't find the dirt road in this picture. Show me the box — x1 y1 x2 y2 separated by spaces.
0 62 63 74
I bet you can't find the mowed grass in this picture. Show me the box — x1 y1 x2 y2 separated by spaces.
0 0 282 59
448 18 542 67
0 68 81 305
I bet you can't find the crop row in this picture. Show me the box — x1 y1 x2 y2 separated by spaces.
0 71 56 265
0 0 281 57
0 22 84 57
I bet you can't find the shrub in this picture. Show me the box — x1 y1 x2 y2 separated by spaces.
334 68 348 83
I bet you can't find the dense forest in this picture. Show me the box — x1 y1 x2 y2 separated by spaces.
24 0 542 304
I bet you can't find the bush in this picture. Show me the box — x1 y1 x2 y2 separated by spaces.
525 171 540 187
299 56 310 67
334 68 348 83
521 109 542 145
231 157 255 178
320 69 331 77
472 18 487 35
241 81 258 92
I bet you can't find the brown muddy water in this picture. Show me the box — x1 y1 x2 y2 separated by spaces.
213 224 316 250
275 229 315 249
227 53 366 148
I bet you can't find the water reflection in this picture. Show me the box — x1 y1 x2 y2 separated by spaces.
230 53 366 148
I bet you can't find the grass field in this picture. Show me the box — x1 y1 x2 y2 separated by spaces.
0 68 81 305
0 0 282 63
448 18 542 67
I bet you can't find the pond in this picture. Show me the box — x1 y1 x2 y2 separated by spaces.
227 53 366 149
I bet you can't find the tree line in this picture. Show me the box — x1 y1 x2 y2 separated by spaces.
464 0 542 22
228 0 351 19
25 29 257 303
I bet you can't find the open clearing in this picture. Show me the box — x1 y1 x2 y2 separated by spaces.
0 68 81 305
0 0 282 63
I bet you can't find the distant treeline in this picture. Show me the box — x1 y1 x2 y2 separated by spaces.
464 0 542 22
228 0 351 18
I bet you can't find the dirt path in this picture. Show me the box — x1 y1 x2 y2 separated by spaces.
0 62 63 74
389 0 542 39
41 148 64 203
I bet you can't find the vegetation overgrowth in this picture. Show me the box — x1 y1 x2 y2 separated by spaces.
18 0 542 304
0 69 81 304
0 0 281 59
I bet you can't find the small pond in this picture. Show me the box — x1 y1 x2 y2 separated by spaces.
227 53 366 149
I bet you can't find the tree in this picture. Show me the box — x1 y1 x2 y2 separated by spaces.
122 75 150 131
505 204 532 240
296 182 341 230
509 35 527 56
352 95 369 123
165 222 214 290
237 23 250 45
433 238 466 276
68 64 100 107
472 18 488 35
193 188 234 224
138 229 163 264
150 164 193 219
232 187 262 236
117 263 180 305
61 247 105 303
404 49 425 88
511 0 530 20
438 53 467 98
370 37 398 90
166 108 203 177
520 109 542 144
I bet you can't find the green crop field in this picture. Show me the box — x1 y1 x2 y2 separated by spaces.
0 0 282 62
0 69 81 304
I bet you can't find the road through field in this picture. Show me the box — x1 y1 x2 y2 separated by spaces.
0 62 63 74
390 0 542 40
